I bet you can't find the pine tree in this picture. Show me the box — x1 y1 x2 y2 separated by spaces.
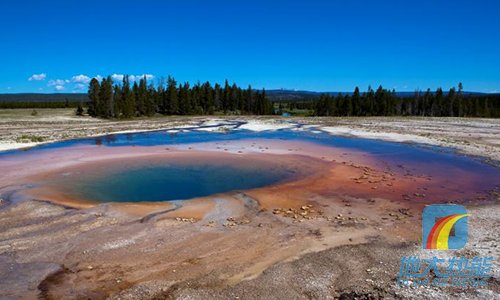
433 88 444 116
457 82 464 117
178 82 192 115
98 76 113 118
222 80 230 113
352 87 361 115
166 76 178 114
158 77 168 115
121 76 135 118
146 82 156 116
135 76 148 116
113 84 122 118
214 83 222 111
245 85 253 114
202 81 214 114
87 78 100 117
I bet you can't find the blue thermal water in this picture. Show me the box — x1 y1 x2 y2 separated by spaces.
60 162 298 202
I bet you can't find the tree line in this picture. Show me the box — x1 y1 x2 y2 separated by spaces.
313 84 500 118
87 76 273 118
0 100 79 109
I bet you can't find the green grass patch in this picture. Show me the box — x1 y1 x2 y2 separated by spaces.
15 135 46 143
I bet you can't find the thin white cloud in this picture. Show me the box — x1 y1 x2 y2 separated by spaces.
129 74 154 82
111 74 154 82
40 74 154 91
48 79 68 86
28 73 47 81
71 74 91 84
111 73 125 81
48 79 69 91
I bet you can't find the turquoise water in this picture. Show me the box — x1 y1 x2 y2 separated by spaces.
56 161 299 202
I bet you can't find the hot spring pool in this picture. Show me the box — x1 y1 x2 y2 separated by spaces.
67 164 294 202
1 121 499 204
39 155 313 203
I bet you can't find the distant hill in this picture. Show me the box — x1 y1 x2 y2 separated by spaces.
265 89 491 101
0 93 88 103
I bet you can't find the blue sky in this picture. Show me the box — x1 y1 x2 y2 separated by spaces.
1 0 499 93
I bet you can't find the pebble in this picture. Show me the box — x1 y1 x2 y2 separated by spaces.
205 221 216 227
176 217 196 223
272 205 318 221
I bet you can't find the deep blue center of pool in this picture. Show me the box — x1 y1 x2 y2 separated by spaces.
65 162 297 202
